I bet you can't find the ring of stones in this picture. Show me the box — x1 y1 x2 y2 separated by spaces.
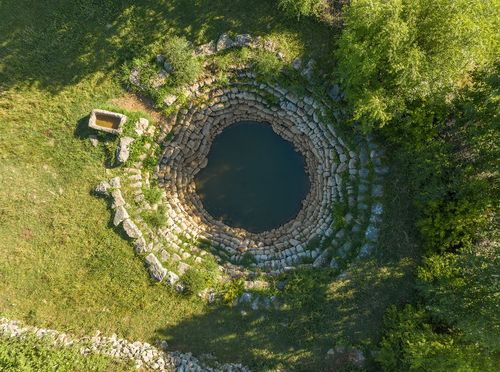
156 71 384 275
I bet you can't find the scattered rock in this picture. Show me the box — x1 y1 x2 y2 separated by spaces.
216 33 233 51
292 58 302 70
89 135 99 147
129 68 142 87
111 189 125 208
113 206 129 226
135 118 149 136
239 292 252 304
122 219 142 239
328 84 342 101
165 271 180 285
233 34 252 47
144 253 167 282
94 181 111 196
134 236 149 254
116 137 135 163
109 176 121 188
163 94 177 106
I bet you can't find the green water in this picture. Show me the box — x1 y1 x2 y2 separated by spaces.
195 121 310 233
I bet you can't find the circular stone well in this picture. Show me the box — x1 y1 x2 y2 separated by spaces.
194 120 310 234
118 35 389 279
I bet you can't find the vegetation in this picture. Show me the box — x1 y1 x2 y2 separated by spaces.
161 36 203 87
335 0 499 369
0 334 132 371
278 0 326 19
337 0 499 130
0 0 497 370
182 257 220 296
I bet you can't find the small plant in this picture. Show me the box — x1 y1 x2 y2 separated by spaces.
252 50 284 81
0 334 133 370
162 36 203 87
219 278 245 305
142 206 167 228
332 202 348 230
143 186 163 205
239 252 257 267
181 256 220 297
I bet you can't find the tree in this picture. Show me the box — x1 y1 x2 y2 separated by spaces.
337 0 499 130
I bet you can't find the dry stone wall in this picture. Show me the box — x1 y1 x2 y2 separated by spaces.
96 33 388 289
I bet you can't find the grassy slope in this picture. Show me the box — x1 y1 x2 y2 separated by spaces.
0 334 133 371
0 0 418 369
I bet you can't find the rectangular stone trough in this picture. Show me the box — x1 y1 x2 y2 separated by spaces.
88 109 127 135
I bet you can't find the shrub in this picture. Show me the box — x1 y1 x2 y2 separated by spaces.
417 249 500 351
337 0 498 130
219 278 245 305
142 206 167 228
252 50 284 81
377 305 496 371
162 36 202 87
278 0 326 19
182 256 219 296
143 186 163 205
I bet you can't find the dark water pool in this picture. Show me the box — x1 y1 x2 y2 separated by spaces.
195 121 310 233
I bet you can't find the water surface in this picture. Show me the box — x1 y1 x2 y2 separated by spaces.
195 121 310 233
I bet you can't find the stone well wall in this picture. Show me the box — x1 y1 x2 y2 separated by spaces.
150 69 387 276
98 33 388 285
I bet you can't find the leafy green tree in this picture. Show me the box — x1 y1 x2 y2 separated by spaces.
377 305 497 371
417 249 500 351
337 0 499 129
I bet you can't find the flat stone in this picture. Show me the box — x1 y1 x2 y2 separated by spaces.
111 189 125 208
123 219 142 239
144 253 167 282
216 33 233 51
116 137 134 163
94 181 111 196
134 236 149 254
113 206 129 226
163 94 177 106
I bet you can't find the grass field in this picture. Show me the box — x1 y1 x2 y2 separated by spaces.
0 1 419 369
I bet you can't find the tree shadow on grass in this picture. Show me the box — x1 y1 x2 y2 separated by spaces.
0 0 334 93
154 257 417 370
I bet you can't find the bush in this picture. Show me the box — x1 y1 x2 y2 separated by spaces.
337 0 498 130
162 36 202 87
277 0 326 19
219 278 245 305
377 305 496 371
182 256 219 296
417 249 500 351
143 186 163 205
252 50 284 80
142 206 167 228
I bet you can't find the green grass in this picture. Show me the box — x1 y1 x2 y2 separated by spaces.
0 0 418 370
0 334 133 371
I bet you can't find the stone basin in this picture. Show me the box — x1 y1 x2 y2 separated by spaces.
88 109 127 135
